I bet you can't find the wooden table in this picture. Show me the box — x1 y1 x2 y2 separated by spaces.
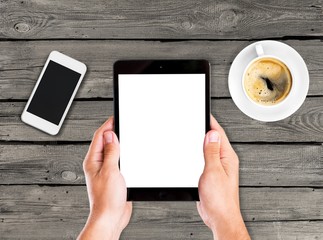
1 1 323 239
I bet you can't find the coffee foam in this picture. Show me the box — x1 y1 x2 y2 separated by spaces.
244 58 292 106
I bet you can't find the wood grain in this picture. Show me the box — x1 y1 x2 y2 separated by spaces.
245 221 323 240
0 40 322 99
0 186 323 239
0 144 87 184
0 0 322 40
1 97 323 142
1 221 323 240
1 144 322 186
1 185 323 223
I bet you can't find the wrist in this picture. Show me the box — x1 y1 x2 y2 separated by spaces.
78 214 122 240
211 211 250 240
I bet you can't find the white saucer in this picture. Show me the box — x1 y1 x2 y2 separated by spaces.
228 40 309 122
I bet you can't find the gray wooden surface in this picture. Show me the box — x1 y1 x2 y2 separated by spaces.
0 0 322 239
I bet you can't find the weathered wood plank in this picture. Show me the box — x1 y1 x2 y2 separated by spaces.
0 144 86 184
0 219 323 240
0 144 322 186
214 97 323 143
245 221 323 240
0 0 322 39
237 144 323 187
0 40 322 99
0 186 322 223
0 186 323 239
1 221 323 240
1 97 323 142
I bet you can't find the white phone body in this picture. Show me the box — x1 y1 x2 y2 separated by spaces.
21 51 87 135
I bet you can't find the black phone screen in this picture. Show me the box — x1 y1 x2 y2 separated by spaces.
27 60 81 125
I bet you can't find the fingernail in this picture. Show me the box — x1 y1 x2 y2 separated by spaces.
106 132 113 143
208 131 219 143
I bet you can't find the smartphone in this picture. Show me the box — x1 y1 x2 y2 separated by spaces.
21 51 87 135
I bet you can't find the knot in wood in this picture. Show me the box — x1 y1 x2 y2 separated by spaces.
181 20 193 30
219 10 237 24
14 22 30 33
61 170 77 181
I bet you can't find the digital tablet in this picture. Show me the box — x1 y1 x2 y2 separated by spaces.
114 60 210 201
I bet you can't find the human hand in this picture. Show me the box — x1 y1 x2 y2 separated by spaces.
197 114 250 240
78 116 132 240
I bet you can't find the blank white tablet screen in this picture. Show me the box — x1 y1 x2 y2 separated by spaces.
118 74 205 187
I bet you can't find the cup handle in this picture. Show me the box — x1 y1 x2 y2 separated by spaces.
255 44 264 57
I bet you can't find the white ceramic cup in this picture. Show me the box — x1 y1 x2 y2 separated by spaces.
242 43 295 108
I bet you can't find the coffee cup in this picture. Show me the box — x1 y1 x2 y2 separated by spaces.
229 40 309 122
242 44 294 107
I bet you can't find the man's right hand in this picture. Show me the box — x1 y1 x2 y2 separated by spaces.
197 114 250 240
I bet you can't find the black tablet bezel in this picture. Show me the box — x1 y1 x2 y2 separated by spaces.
113 60 210 201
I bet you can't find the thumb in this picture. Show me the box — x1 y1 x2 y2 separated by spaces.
203 130 223 171
102 131 120 172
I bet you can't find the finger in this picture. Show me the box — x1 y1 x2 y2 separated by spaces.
102 131 120 172
203 130 224 172
210 114 235 156
210 114 232 148
88 116 115 156
83 116 114 174
210 114 239 177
